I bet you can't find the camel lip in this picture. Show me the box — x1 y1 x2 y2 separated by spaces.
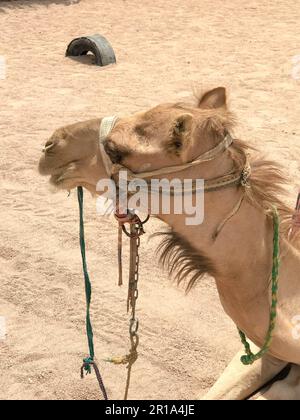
50 173 63 186
38 155 68 177
38 157 51 176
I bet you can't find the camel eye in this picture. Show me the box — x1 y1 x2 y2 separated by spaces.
103 139 130 164
166 136 183 156
173 140 182 149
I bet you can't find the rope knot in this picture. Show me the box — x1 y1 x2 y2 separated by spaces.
81 356 94 377
240 354 255 366
240 159 251 187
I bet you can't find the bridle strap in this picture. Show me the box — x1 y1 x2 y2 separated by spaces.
99 116 119 177
112 133 233 180
111 160 250 195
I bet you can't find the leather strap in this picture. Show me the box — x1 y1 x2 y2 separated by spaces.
110 134 233 180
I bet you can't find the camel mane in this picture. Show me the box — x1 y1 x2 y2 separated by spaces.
231 138 294 238
155 230 217 293
155 137 295 292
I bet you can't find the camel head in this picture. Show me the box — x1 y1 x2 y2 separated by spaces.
39 87 233 193
38 118 107 192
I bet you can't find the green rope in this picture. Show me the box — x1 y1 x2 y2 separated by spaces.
78 187 95 367
77 187 108 399
238 207 280 365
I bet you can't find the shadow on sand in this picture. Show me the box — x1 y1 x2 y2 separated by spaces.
0 0 80 13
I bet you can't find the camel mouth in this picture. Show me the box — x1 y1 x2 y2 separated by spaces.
39 152 81 191
47 170 77 191
38 155 69 189
49 172 63 185
49 173 67 189
39 153 57 176
38 153 69 176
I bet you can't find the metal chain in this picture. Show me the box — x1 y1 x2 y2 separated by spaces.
106 212 149 400
123 222 142 400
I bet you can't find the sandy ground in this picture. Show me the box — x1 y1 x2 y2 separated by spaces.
0 0 299 400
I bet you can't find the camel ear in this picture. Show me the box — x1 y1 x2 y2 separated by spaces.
168 113 193 156
198 87 226 109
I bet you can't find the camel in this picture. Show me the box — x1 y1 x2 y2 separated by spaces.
39 87 300 400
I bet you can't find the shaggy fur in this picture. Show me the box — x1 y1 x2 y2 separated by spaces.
155 137 295 292
230 138 294 238
155 230 217 293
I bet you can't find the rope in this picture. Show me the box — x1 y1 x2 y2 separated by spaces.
289 191 300 238
80 358 108 400
212 192 245 241
103 219 143 400
124 333 139 400
238 207 280 365
117 225 123 286
77 186 108 400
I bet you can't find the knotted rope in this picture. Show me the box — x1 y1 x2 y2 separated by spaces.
238 207 280 365
77 186 108 400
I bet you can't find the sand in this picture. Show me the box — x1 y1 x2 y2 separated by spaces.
0 0 299 400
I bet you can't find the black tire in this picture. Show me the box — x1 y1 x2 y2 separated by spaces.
66 34 116 66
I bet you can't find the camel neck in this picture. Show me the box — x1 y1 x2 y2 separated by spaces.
160 187 273 323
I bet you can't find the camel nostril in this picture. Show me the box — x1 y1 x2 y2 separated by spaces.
43 140 56 153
